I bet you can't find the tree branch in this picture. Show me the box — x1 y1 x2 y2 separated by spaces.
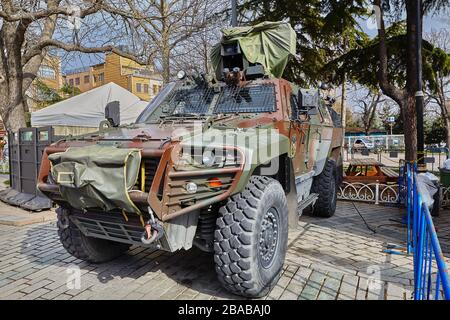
374 0 407 105
23 39 146 65
0 0 104 22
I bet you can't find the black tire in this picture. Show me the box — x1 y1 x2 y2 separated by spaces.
57 210 130 263
311 159 337 218
214 176 288 297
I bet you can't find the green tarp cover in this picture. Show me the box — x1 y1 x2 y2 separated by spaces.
48 145 142 214
211 21 296 79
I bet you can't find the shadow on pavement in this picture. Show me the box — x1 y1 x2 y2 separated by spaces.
19 222 242 299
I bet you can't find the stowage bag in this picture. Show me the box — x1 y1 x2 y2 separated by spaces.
48 145 142 214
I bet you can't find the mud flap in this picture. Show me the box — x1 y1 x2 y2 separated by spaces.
286 164 299 229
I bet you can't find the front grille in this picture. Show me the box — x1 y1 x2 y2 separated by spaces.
135 157 160 192
70 211 147 246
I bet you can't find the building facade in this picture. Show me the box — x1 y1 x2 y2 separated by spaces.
37 55 63 91
64 53 163 101
27 55 63 112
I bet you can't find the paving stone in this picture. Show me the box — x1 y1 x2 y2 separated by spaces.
22 288 50 300
1 202 448 300
298 270 327 300
386 282 404 300
20 279 53 294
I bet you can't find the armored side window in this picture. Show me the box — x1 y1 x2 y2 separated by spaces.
213 84 276 114
290 94 299 119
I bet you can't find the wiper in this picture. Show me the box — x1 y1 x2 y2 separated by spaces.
169 113 206 118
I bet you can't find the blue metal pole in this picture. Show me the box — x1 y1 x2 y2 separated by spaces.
426 241 433 300
422 231 429 299
435 273 441 300
414 200 425 300
423 205 450 299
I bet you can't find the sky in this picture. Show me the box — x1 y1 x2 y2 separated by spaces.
59 5 449 121
61 5 449 71
341 8 449 117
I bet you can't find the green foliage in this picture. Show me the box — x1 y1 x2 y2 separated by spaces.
325 22 450 94
34 79 63 108
33 81 81 110
424 45 450 94
60 83 82 96
325 22 404 88
425 117 446 144
241 0 369 86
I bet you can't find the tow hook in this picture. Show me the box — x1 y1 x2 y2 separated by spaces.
141 207 164 245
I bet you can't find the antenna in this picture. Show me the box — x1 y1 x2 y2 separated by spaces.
231 0 237 27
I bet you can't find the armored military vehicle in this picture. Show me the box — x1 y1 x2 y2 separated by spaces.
37 21 343 297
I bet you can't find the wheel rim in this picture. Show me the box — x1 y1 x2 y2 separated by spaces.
258 207 280 269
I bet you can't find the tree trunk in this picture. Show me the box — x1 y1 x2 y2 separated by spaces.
402 96 417 161
445 116 450 148
404 1 421 162
3 102 27 132
162 49 171 84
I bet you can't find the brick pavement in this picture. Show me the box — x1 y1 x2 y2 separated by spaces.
0 201 448 300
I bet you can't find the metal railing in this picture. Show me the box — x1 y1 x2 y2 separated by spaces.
338 181 400 205
405 163 450 300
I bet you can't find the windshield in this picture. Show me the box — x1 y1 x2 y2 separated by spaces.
136 82 276 123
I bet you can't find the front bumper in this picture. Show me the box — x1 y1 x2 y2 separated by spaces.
38 145 245 222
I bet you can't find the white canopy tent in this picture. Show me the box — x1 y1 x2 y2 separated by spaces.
31 82 149 136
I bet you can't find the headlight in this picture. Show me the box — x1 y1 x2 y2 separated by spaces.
178 147 241 168
202 150 215 167
185 182 198 194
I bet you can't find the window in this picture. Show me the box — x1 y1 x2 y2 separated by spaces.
39 131 49 141
75 77 80 85
153 84 159 95
69 79 74 86
98 73 104 83
290 94 298 119
144 84 149 94
136 83 142 93
38 66 56 79
214 84 276 114
84 75 90 84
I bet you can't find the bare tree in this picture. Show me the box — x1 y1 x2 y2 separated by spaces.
111 0 225 83
424 27 450 146
354 90 385 135
171 21 223 76
0 0 150 131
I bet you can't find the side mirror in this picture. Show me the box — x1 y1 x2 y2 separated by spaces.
105 101 120 127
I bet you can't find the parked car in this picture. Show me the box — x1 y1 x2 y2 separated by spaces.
425 145 449 155
352 138 374 152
